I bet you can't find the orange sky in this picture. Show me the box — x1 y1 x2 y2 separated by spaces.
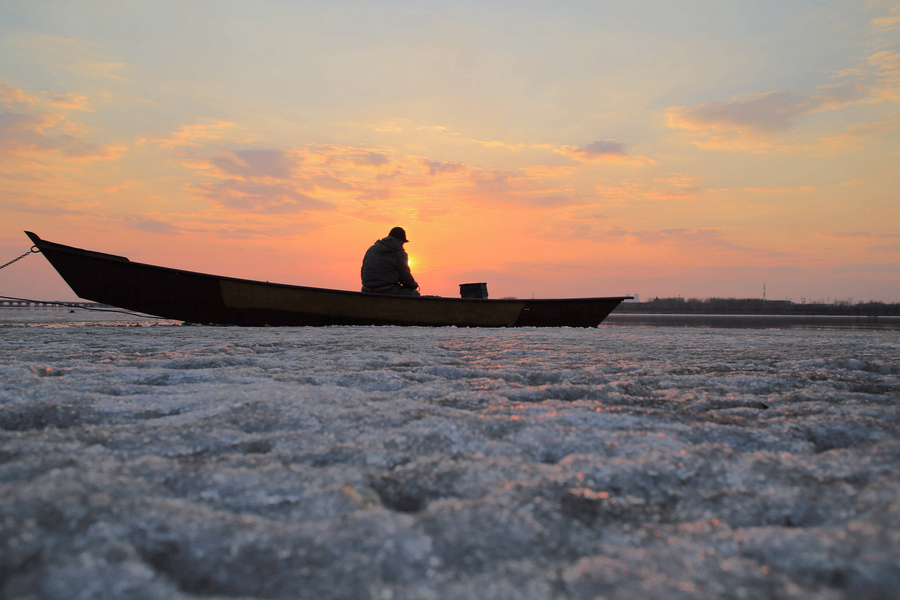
2 1 899 302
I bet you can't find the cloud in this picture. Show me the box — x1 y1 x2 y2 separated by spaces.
210 149 298 180
875 242 900 253
813 81 871 109
0 113 62 154
665 87 882 150
817 114 900 152
816 231 900 240
567 139 627 157
668 91 819 142
41 92 92 111
530 221 755 254
667 11 900 152
470 169 511 194
352 151 391 168
868 50 900 99
592 176 712 205
422 159 467 176
466 168 573 208
0 109 125 163
608 226 746 250
2 199 86 216
744 185 815 194
653 174 703 189
833 262 900 273
60 142 127 162
815 231 900 254
556 139 653 166
0 82 126 164
312 174 354 190
78 60 129 83
152 122 242 149
194 180 335 215
870 5 900 31
0 83 34 109
162 142 409 217
122 217 184 235
356 187 392 202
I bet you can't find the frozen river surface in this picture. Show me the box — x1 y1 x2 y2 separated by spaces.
1 311 899 599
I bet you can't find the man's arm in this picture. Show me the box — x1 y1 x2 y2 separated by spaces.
397 251 418 289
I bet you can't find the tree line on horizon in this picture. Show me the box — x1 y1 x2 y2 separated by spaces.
614 297 900 316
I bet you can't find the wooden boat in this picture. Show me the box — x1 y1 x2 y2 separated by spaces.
25 232 629 327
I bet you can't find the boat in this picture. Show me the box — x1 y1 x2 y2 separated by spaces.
24 232 629 327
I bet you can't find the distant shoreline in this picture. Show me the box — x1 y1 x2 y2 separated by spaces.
604 313 900 329
615 297 900 317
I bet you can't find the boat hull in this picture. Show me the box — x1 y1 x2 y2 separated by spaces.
25 232 627 327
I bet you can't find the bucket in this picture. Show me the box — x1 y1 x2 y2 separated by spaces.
459 282 488 299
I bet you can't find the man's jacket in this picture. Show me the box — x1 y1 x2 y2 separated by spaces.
360 236 418 289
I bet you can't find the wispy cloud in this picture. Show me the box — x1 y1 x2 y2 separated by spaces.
41 92 92 111
556 139 652 166
351 151 392 168
422 159 467 176
817 114 900 152
2 199 87 216
179 147 335 215
0 83 32 108
870 4 900 32
193 180 335 215
530 220 759 254
667 8 900 153
868 50 900 100
150 121 244 149
466 168 573 208
816 231 900 240
210 149 299 180
815 231 900 255
667 91 820 149
120 216 184 235
744 185 815 194
0 83 125 163
464 135 653 166
590 176 713 205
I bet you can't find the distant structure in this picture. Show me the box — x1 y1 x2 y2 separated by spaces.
0 301 109 309
624 294 640 303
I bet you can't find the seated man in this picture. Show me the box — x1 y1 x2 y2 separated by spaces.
360 227 421 296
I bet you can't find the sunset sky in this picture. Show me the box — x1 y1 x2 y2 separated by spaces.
2 0 899 303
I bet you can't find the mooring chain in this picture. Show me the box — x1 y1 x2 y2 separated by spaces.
0 247 40 271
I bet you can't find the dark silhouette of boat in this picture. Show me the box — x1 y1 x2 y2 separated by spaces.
25 232 628 327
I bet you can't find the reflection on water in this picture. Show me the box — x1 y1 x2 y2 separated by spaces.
604 313 900 330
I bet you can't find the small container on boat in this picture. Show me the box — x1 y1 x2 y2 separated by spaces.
459 282 488 299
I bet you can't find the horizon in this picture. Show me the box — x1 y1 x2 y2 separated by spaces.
1 1 899 303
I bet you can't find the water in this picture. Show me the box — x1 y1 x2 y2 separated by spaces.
1 309 899 599
604 313 900 330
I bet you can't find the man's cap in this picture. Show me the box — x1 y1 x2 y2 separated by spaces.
389 226 409 243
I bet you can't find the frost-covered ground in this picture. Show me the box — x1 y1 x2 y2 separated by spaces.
1 310 899 600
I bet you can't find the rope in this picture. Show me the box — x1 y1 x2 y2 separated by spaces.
1 247 158 320
0 246 39 270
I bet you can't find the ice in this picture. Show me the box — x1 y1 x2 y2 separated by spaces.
1 310 899 599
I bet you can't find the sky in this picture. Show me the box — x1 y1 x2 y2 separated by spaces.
1 0 899 303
